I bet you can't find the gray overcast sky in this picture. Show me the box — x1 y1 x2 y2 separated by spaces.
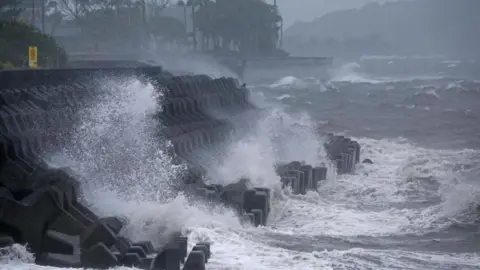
268 0 404 27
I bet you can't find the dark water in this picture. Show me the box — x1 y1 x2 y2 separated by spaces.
248 59 480 149
272 77 480 150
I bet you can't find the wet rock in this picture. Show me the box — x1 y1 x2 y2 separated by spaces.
362 158 374 164
183 250 206 270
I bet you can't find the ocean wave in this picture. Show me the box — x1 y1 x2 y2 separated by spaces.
330 63 446 84
267 76 329 92
330 62 382 84
276 94 293 100
360 54 446 61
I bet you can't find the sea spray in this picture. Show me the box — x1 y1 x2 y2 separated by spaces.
202 91 330 189
46 77 193 245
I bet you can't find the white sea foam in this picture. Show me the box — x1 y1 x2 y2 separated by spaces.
267 75 328 92
360 54 445 61
268 137 480 237
331 62 445 84
276 94 292 100
330 62 382 84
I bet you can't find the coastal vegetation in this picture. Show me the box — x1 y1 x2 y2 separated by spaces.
0 1 67 68
47 0 282 55
0 0 284 68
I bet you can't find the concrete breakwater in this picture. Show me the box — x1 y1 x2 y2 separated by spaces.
0 67 361 269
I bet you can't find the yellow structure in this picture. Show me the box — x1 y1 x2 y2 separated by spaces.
29 46 38 68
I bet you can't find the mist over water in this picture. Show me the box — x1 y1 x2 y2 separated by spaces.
143 48 240 79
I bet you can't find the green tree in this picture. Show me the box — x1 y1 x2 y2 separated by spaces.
192 0 282 55
53 0 181 48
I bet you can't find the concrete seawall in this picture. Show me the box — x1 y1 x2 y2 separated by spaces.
0 67 361 269
0 67 165 88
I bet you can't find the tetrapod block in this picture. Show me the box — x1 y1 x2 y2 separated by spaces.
80 242 118 269
183 250 205 270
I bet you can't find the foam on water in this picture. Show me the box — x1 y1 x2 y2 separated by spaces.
180 135 480 269
269 76 306 89
331 62 445 84
331 62 382 84
5 245 480 270
0 244 35 265
267 76 328 92
360 54 445 61
275 94 292 100
269 137 480 237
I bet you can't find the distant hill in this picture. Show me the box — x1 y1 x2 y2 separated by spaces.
283 0 480 57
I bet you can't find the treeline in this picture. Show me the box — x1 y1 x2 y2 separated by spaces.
44 0 282 55
0 0 283 68
42 0 182 52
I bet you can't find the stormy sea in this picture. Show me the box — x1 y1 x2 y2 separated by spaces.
2 55 480 270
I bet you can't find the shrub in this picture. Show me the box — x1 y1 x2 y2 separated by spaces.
0 20 67 68
0 61 15 69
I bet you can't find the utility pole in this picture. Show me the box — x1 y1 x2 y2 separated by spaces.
183 5 187 44
280 18 283 49
273 0 283 50
31 0 35 26
41 0 45 33
142 0 146 48
74 0 78 24
191 4 197 50
142 0 146 26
